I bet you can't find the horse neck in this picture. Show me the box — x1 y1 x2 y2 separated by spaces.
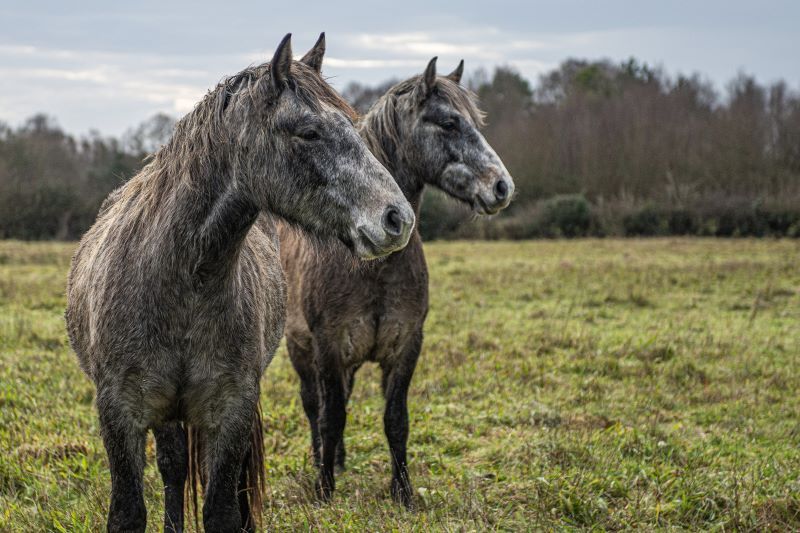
191 175 260 282
143 142 260 283
357 122 425 217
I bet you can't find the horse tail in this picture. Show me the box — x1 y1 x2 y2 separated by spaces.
186 424 203 532
244 401 266 530
184 401 266 530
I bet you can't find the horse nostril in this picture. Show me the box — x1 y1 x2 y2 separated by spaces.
382 206 403 237
494 179 509 201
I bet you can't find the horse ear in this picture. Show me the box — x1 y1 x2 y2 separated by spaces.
300 32 325 73
270 33 293 93
447 59 464 84
421 56 438 96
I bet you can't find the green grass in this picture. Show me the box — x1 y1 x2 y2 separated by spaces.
1 238 799 530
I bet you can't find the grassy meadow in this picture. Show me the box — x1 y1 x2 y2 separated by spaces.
1 238 799 531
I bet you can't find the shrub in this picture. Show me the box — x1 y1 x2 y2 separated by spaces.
758 208 800 236
622 206 668 236
538 194 595 237
667 209 698 235
417 193 800 241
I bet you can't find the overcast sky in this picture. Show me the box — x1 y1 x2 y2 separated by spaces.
1 1 797 136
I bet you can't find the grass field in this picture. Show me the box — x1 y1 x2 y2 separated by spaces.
1 238 799 531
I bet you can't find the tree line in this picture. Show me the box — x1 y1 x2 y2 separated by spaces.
0 113 174 240
2 58 799 240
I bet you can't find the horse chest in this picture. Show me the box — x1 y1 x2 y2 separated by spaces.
313 253 428 369
338 316 377 367
336 307 421 368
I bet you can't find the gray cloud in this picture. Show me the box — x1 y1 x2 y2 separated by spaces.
0 1 797 135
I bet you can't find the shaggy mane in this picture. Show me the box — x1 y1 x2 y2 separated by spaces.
108 60 357 219
360 76 486 166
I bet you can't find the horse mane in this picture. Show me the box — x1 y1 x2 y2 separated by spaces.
106 61 357 219
360 76 486 166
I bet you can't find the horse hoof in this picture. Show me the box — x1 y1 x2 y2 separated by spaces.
390 479 415 510
314 475 335 503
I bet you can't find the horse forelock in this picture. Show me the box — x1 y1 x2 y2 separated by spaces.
290 63 359 122
382 75 484 124
360 74 486 166
216 60 357 121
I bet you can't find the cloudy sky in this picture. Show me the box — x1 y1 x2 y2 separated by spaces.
1 0 797 136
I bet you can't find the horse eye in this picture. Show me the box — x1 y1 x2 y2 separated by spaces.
439 120 457 131
297 129 321 141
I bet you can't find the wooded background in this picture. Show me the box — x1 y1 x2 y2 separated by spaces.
2 58 799 240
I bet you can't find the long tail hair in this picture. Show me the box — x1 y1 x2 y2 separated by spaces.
185 402 266 530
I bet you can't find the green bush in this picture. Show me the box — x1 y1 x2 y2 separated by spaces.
538 194 595 237
758 208 800 236
437 196 800 240
667 209 698 235
622 206 668 236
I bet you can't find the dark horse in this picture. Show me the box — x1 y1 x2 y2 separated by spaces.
65 34 414 533
279 56 514 507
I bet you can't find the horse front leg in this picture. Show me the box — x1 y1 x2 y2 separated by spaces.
335 365 360 472
287 338 322 468
382 329 422 509
96 386 148 533
314 339 347 502
201 383 259 533
153 421 188 533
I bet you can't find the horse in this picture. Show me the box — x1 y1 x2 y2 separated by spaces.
279 55 514 507
65 33 414 533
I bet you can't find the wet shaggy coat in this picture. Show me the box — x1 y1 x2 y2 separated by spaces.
68 118 284 533
65 33 410 533
280 59 513 506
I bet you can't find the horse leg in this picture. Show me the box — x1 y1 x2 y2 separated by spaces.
153 422 188 533
335 365 359 472
314 340 346 502
287 338 322 468
382 330 422 509
96 388 148 532
201 388 258 533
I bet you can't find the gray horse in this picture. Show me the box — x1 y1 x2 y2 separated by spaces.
65 33 414 533
279 55 514 507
